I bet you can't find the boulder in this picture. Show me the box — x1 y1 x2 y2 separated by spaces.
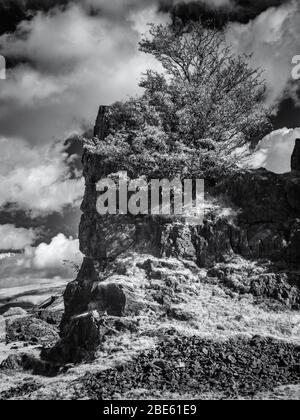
60 257 99 336
0 354 25 371
88 279 146 316
0 353 61 376
6 316 59 346
166 307 194 321
88 283 126 316
63 312 101 359
61 258 145 340
2 307 28 318
250 273 300 308
45 312 138 364
35 309 64 326
207 262 300 309
160 224 197 262
43 312 101 364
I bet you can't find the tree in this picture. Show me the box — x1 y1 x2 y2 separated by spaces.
139 21 272 155
88 20 272 182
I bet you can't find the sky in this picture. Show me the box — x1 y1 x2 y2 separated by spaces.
0 0 299 286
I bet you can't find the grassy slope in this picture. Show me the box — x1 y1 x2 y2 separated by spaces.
0 253 299 400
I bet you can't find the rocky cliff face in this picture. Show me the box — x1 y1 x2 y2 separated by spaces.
79 157 300 266
48 108 300 364
292 139 300 172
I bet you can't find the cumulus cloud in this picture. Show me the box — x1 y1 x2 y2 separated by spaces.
0 0 298 242
0 136 84 217
0 4 166 143
30 233 82 270
0 0 232 37
250 128 300 173
227 0 300 107
0 0 297 146
0 0 297 144
0 233 83 285
0 224 37 250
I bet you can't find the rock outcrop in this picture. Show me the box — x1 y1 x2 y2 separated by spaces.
291 139 300 172
6 316 59 346
214 168 300 264
2 307 27 318
207 259 300 309
94 105 109 139
47 107 300 364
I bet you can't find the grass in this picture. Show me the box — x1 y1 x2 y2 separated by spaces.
0 252 299 400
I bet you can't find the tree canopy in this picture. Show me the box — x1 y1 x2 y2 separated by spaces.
86 20 272 182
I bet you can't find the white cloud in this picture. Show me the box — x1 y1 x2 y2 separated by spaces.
0 224 37 250
0 0 298 220
250 128 300 173
226 0 300 107
0 4 165 144
0 233 83 284
0 136 84 217
0 1 297 144
31 233 83 270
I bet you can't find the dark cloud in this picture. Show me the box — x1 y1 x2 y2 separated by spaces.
0 0 292 36
0 0 298 284
234 0 291 17
0 3 165 144
273 94 300 130
0 0 70 35
0 0 166 38
160 0 292 27
0 205 80 243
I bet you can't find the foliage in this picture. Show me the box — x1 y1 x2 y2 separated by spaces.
85 20 272 182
